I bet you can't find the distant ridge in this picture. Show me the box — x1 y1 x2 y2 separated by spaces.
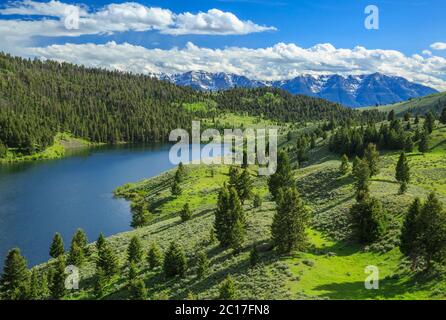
156 71 438 108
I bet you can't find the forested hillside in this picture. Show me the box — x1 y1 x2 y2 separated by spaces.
0 53 383 158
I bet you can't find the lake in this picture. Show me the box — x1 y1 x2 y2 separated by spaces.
0 143 226 266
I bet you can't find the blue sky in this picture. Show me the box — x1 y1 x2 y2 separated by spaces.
0 0 445 89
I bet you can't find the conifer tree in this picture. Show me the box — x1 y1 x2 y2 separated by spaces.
96 232 106 251
404 112 411 122
395 152 410 194
180 203 192 222
171 171 182 196
50 256 66 300
72 229 88 255
96 234 119 279
219 275 236 300
237 169 253 204
163 242 187 278
417 193 446 269
128 279 147 300
68 241 84 266
94 267 107 299
419 131 429 153
404 135 414 152
271 187 309 253
364 143 380 177
147 243 163 270
0 248 30 300
339 154 349 175
130 200 152 228
127 236 143 265
387 110 395 122
0 140 6 157
414 115 420 124
196 251 209 279
49 233 65 259
127 261 138 282
29 269 40 300
350 196 387 244
249 245 259 267
177 162 186 181
424 112 435 134
214 185 245 249
352 158 371 195
440 107 446 125
268 151 294 200
400 198 422 269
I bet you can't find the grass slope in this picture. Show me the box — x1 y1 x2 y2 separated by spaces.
0 133 96 164
34 124 446 300
361 91 446 116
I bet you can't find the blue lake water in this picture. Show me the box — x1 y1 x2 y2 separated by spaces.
0 143 226 266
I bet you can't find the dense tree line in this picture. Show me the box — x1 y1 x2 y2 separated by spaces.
0 53 384 156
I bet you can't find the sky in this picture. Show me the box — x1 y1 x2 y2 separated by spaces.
0 0 445 90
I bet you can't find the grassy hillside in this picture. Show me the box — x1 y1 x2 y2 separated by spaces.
29 122 446 300
362 92 446 116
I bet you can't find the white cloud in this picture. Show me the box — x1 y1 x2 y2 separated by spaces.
162 9 276 35
28 41 446 91
431 42 446 50
422 50 432 56
0 0 274 40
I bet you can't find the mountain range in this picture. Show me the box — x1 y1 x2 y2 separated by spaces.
157 71 438 108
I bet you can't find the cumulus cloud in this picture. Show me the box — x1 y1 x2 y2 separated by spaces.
431 42 446 50
0 0 274 37
28 41 446 91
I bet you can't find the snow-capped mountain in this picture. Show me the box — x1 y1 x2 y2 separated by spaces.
155 71 438 108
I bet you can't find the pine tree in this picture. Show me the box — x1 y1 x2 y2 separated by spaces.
339 154 349 175
271 187 310 253
424 112 435 134
94 267 107 299
196 251 209 279
171 171 182 196
395 152 410 194
214 185 245 249
29 269 40 300
419 131 429 153
127 261 138 282
352 158 371 196
404 112 411 122
414 115 420 124
128 279 147 300
440 107 446 125
68 241 84 266
127 236 143 265
387 110 395 122
96 233 106 251
180 203 192 222
400 198 422 269
364 143 380 177
268 151 294 201
0 248 30 300
417 193 446 269
72 229 88 255
163 242 187 278
50 256 66 300
404 135 414 152
219 275 236 300
147 243 163 270
177 162 186 181
49 233 65 259
96 235 119 279
0 140 6 157
237 169 253 204
249 245 259 267
350 196 387 244
130 200 152 228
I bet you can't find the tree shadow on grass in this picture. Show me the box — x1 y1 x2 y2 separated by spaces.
311 272 436 300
